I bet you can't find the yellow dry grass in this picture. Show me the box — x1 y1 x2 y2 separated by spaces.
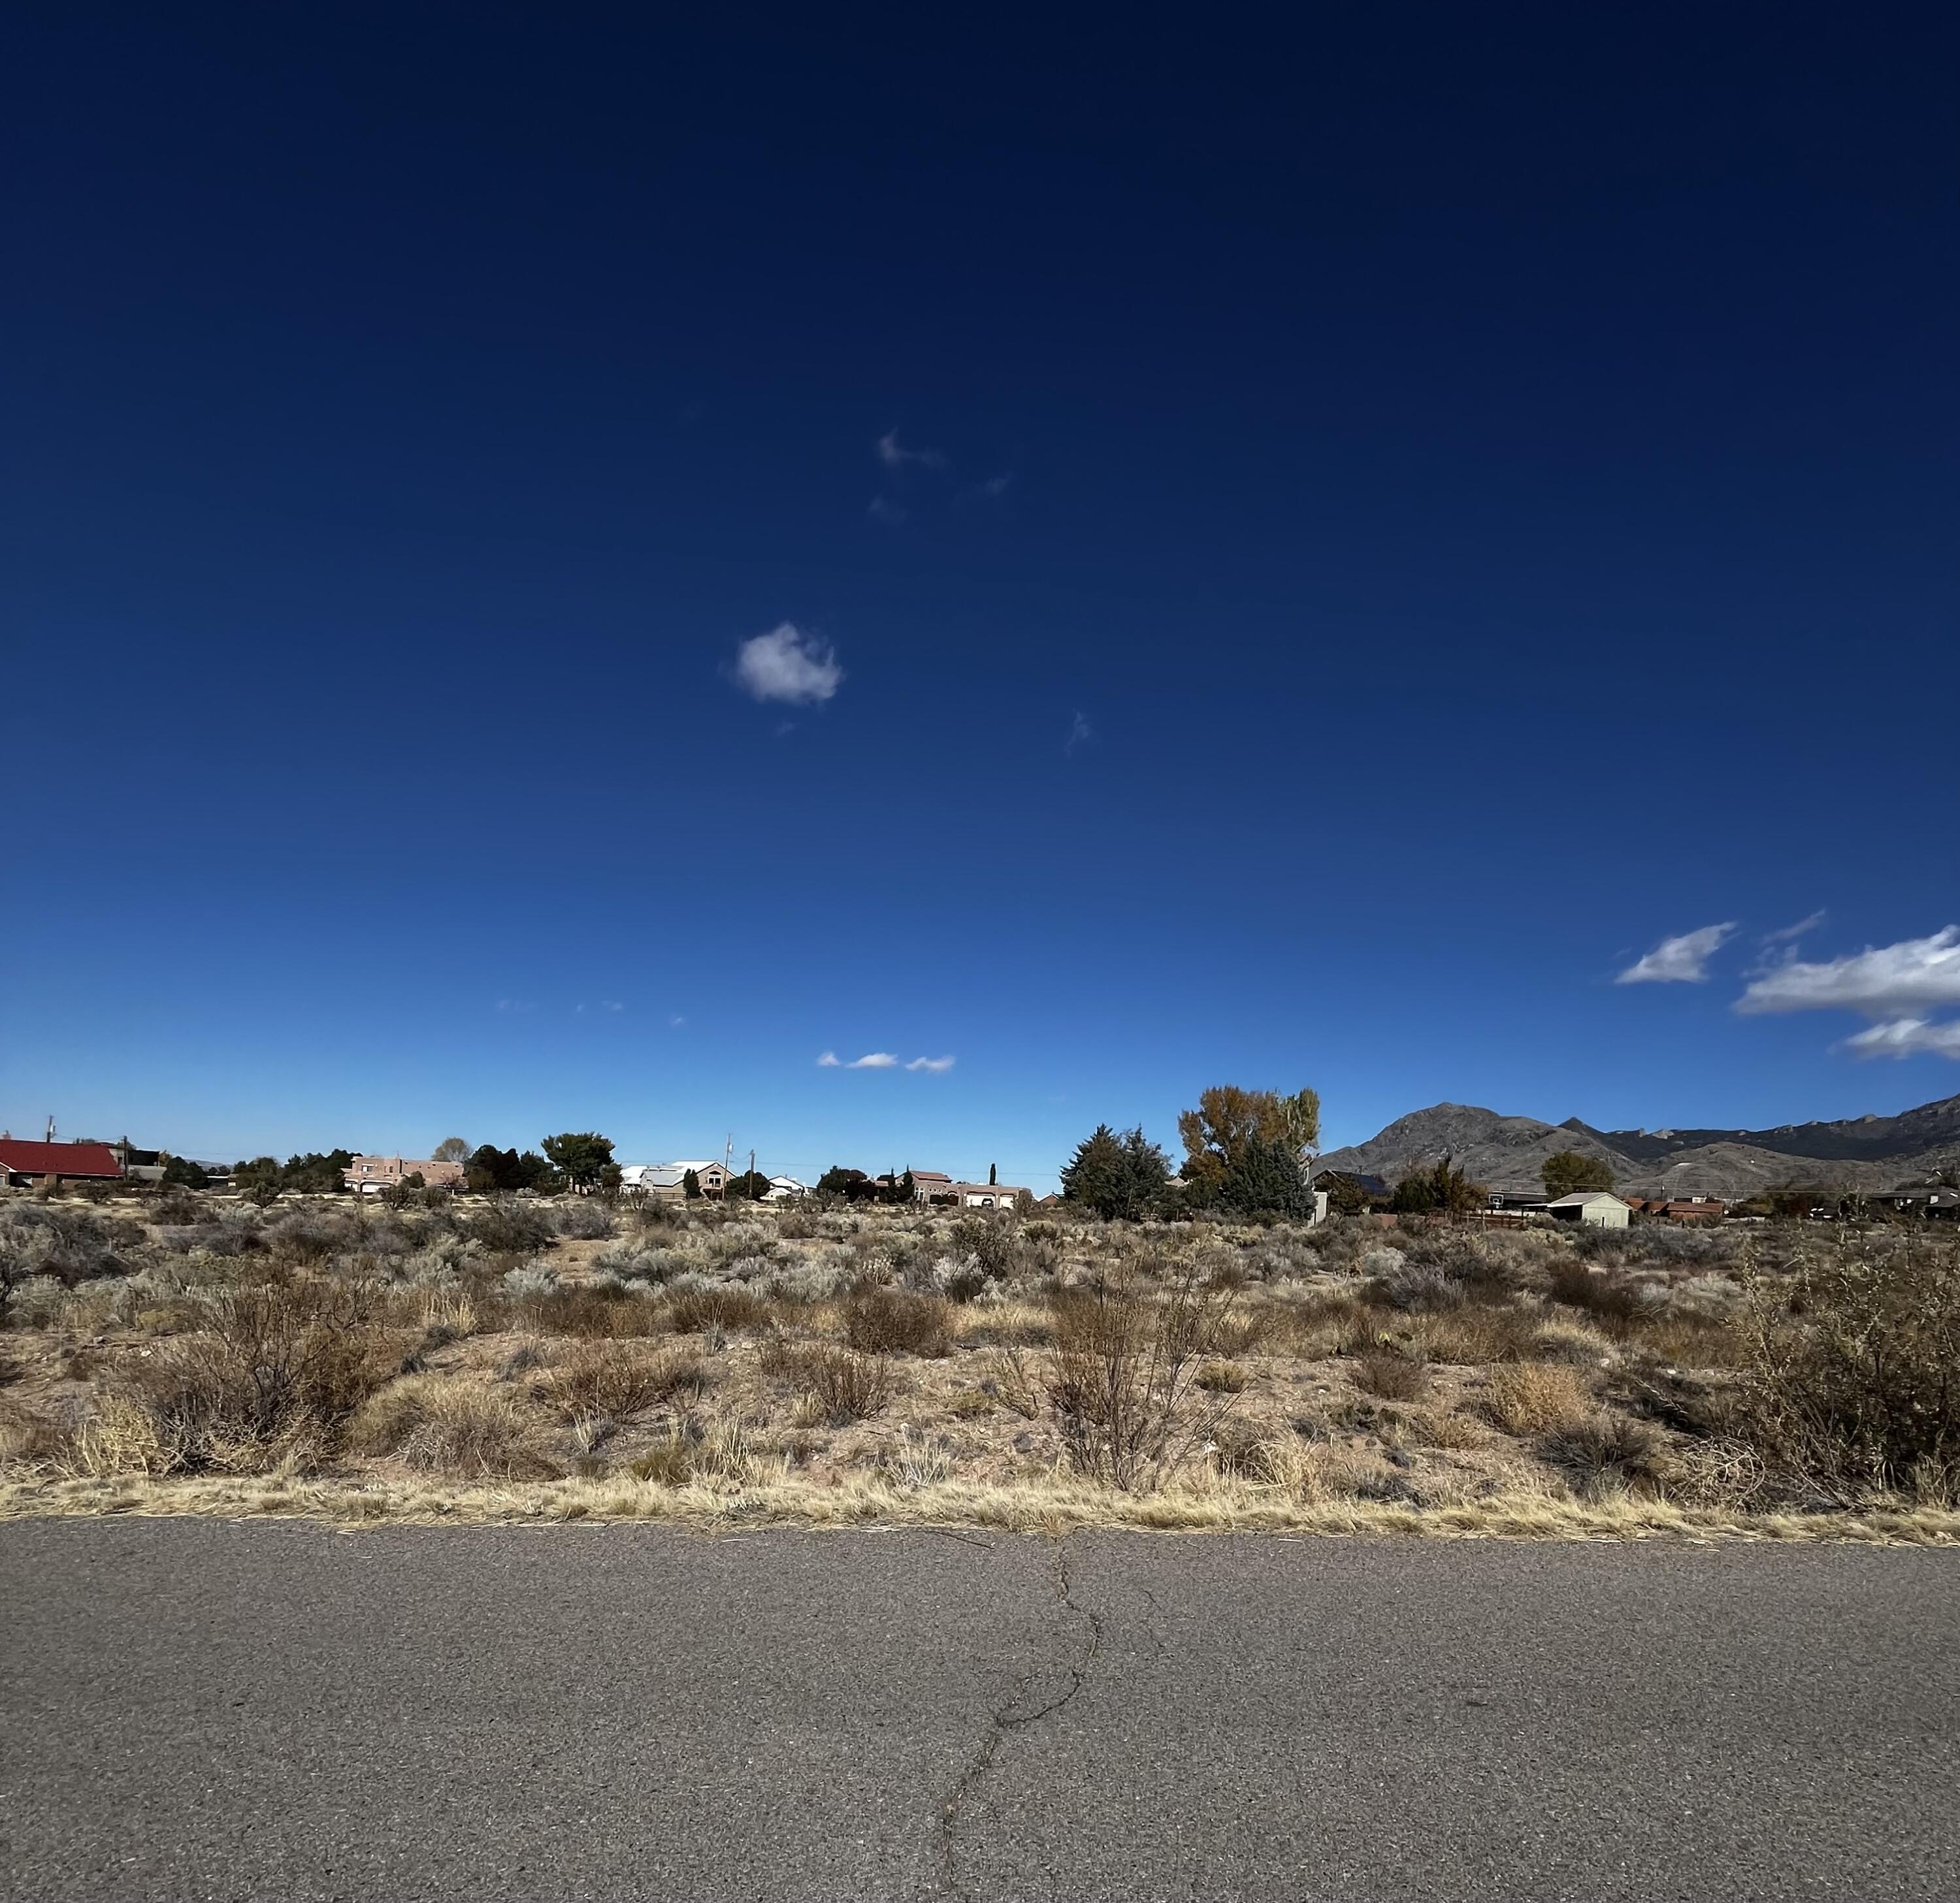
3 1469 1955 1545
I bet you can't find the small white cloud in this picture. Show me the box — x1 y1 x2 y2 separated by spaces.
1843 1017 1960 1060
1737 926 1960 1016
845 1052 899 1069
602 1000 624 1013
876 429 948 472
1617 923 1737 985
906 1056 956 1073
979 474 1011 498
670 1015 687 1028
1761 909 1827 947
816 1051 841 1067
1064 711 1094 756
734 623 844 706
867 496 907 525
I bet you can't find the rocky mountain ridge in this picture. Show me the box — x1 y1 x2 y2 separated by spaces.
1316 1095 1960 1198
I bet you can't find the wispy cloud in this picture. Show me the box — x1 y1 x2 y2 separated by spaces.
1842 1017 1960 1060
734 623 843 706
820 1049 947 1071
1761 909 1827 947
602 1000 624 1013
1616 922 1737 985
876 429 949 472
670 1015 687 1028
977 474 1011 498
1064 711 1094 756
1737 926 1960 1015
867 495 907 525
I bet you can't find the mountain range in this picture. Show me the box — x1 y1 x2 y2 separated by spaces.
1315 1094 1960 1199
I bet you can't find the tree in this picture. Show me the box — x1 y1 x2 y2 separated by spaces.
464 1145 552 1193
432 1137 470 1164
1177 1086 1322 1192
816 1165 866 1196
1391 1154 1484 1217
988 1163 997 1186
1217 1134 1314 1217
540 1132 620 1194
1543 1150 1615 1198
1060 1124 1171 1221
234 1156 284 1207
159 1154 209 1190
683 1168 702 1201
725 1169 772 1200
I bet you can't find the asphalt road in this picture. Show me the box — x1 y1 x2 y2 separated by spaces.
2 1520 1955 1901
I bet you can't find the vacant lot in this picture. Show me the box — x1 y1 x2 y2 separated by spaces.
2 1190 1955 1537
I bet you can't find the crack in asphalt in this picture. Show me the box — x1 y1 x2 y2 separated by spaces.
929 1536 1103 1900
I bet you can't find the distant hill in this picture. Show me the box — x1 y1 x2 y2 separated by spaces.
1316 1094 1960 1197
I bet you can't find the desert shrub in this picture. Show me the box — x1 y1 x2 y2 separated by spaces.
1729 1243 1960 1499
549 1199 615 1240
1196 1359 1249 1394
594 1239 684 1284
949 1216 1017 1285
0 1204 143 1305
1481 1363 1592 1436
879 1425 955 1488
1414 1304 1546 1367
1544 1259 1646 1325
350 1376 560 1478
77 1277 402 1474
542 1341 708 1421
1542 1413 1667 1498
1353 1352 1428 1401
795 1346 896 1425
665 1286 770 1335
1045 1264 1243 1491
467 1200 554 1255
843 1288 953 1358
1367 1255 1465 1313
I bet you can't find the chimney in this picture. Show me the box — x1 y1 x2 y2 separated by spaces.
46 1114 56 1143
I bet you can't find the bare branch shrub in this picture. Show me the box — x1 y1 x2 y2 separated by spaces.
843 1287 953 1358
1044 1262 1242 1491
1730 1241 1960 1501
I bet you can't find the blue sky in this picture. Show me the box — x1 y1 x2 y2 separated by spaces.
4 7 1957 1186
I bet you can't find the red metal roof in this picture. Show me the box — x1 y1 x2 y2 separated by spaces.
0 1139 123 1179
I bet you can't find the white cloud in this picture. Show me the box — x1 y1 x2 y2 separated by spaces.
1843 1018 1960 1060
1064 711 1094 756
734 623 843 706
1616 922 1737 985
978 474 1011 498
845 1052 898 1069
867 496 907 525
816 1051 840 1067
876 429 948 472
906 1056 956 1073
1737 926 1960 1016
602 1000 624 1013
1761 909 1827 947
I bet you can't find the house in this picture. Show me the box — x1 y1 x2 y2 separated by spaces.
909 1170 955 1204
765 1175 809 1200
621 1160 730 1201
0 1137 123 1188
952 1181 1030 1210
344 1154 466 1195
1546 1190 1633 1229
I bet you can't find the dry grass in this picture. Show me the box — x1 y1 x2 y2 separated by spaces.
5 1194 1955 1542
1482 1364 1593 1436
6 1467 1955 1546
